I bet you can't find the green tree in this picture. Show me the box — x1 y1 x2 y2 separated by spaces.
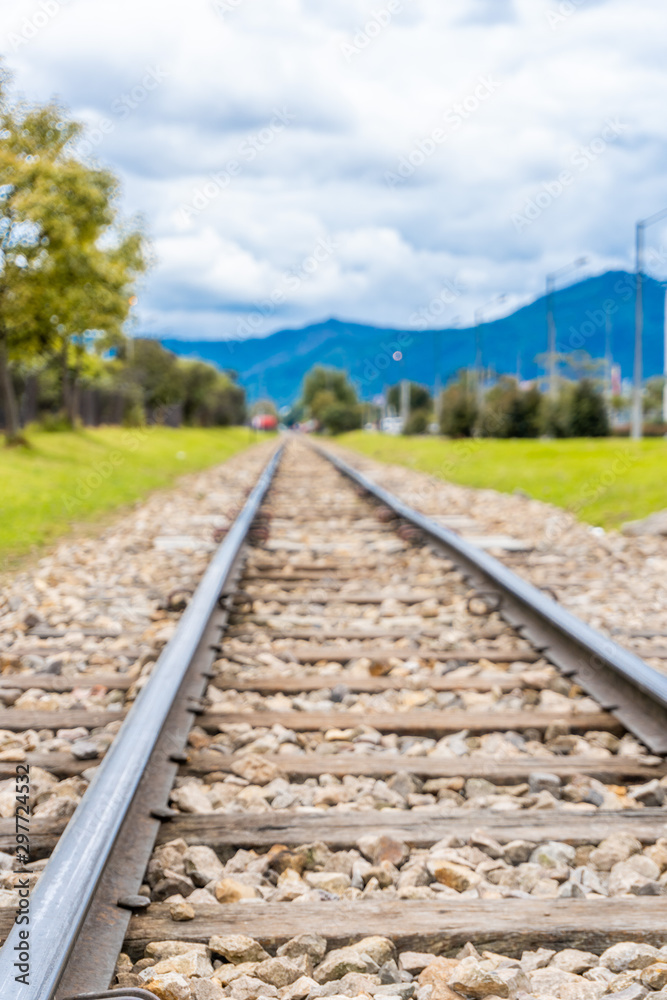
214 377 245 426
439 372 478 437
211 376 245 426
302 365 361 433
303 367 356 410
308 388 336 421
539 386 574 438
283 400 305 427
560 350 605 381
181 360 245 426
124 339 185 418
478 377 542 438
180 359 222 425
645 376 665 424
403 409 430 434
387 382 432 413
569 379 609 437
319 400 362 434
250 397 278 418
0 85 147 441
0 94 78 441
31 160 147 424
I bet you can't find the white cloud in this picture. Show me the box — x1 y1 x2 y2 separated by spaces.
2 0 666 339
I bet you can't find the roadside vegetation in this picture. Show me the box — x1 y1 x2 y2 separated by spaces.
0 426 255 568
337 433 667 530
291 363 667 529
291 360 667 440
0 74 245 445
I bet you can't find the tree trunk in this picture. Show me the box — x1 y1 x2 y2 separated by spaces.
0 332 22 445
68 377 80 425
68 343 85 425
22 374 39 425
61 336 72 424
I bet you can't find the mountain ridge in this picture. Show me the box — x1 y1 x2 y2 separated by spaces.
160 270 666 405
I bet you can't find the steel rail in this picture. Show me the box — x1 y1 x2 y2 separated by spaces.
318 445 667 753
0 445 283 1000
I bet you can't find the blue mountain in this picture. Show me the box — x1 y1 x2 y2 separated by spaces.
161 270 665 406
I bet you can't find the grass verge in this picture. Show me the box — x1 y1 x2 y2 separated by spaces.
337 432 667 530
0 425 259 568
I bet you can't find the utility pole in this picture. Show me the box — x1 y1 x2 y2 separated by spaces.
633 207 667 440
400 378 410 430
663 287 667 425
604 302 613 406
633 223 644 440
546 274 556 398
433 327 441 425
546 257 587 399
474 318 484 408
474 295 507 408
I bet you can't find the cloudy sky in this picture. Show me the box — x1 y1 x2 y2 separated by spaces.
2 0 666 341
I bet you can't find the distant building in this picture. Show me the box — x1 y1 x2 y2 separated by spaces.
380 415 404 435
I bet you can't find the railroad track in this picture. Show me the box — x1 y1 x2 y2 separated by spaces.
2 439 667 999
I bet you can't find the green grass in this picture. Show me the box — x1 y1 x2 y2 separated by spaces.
338 433 667 530
0 425 258 568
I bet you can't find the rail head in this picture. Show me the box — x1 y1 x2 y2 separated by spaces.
0 445 283 1000
316 443 667 752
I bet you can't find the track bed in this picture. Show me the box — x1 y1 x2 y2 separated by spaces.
2 441 667 1000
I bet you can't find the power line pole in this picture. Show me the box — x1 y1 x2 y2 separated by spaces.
546 275 556 398
604 301 613 406
474 295 507 407
433 327 441 425
546 257 588 399
632 223 645 440
632 207 667 440
400 378 410 429
663 286 667 426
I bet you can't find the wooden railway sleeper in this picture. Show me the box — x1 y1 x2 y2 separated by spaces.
317 442 667 753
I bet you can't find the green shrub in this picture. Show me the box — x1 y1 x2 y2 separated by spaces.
122 400 146 428
439 380 478 437
404 408 430 434
39 412 76 433
569 379 609 436
321 401 362 434
477 378 541 438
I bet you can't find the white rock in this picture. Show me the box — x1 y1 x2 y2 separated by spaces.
170 783 212 814
140 950 214 979
227 975 279 1000
530 842 576 868
529 967 606 1000
141 972 194 1000
209 934 270 963
255 957 305 988
589 835 642 872
600 943 662 972
183 845 225 886
304 872 351 894
520 949 556 973
550 950 600 974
